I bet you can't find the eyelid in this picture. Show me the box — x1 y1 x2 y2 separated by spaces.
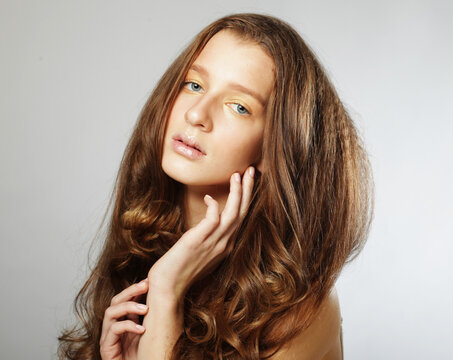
183 80 204 92
228 102 251 116
183 80 252 115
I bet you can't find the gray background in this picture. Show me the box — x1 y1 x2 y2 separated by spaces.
1 0 452 359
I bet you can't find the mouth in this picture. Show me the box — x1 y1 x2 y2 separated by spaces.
171 133 206 160
172 134 206 155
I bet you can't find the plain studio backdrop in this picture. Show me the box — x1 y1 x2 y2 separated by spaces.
1 1 452 359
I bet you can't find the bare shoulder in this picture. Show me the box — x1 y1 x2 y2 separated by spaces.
266 287 343 360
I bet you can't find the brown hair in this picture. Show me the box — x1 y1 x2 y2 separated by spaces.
58 12 374 359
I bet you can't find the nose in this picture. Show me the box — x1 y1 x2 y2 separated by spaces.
184 97 213 131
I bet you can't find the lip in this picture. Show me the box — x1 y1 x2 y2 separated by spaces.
171 133 206 160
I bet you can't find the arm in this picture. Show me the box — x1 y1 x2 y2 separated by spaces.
136 289 184 360
136 169 255 359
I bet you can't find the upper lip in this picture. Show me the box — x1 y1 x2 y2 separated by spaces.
172 133 206 155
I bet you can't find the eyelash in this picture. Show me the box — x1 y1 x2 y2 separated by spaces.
182 81 251 115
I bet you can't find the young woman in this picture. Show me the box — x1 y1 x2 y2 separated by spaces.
59 13 374 360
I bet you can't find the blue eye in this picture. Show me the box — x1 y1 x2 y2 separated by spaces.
184 81 203 92
231 103 250 115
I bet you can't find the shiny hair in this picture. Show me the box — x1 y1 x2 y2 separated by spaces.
58 12 374 359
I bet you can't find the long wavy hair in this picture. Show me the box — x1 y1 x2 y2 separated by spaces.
58 12 374 360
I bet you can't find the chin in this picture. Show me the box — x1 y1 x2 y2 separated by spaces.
170 175 230 188
163 167 230 188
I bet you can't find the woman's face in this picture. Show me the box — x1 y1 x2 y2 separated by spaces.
161 30 275 187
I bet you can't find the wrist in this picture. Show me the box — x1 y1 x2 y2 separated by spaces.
147 272 186 306
141 285 184 336
138 287 184 360
147 282 184 313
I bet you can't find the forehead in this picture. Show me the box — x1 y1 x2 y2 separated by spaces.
194 30 275 73
189 30 275 98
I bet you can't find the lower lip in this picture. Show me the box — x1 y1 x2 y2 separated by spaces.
171 139 205 160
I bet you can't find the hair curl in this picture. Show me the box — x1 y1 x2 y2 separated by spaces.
58 12 374 360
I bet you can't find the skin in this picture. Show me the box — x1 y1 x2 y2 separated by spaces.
161 30 274 228
99 30 342 360
264 288 343 360
99 279 150 360
99 280 342 360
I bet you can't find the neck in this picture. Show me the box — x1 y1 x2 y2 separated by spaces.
182 184 230 230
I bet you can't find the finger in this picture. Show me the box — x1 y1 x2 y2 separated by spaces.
101 301 148 342
127 293 146 323
216 168 254 255
219 172 242 228
239 166 255 218
127 312 140 323
130 293 144 303
101 320 145 350
110 278 149 306
189 194 220 240
104 301 148 322
204 193 220 224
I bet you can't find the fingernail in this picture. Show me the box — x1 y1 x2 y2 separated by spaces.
137 304 148 310
205 194 212 200
136 324 145 331
248 167 255 178
234 173 241 183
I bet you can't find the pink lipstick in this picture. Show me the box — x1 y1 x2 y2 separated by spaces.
171 134 206 160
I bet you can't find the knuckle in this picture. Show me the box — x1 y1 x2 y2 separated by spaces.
110 322 121 334
207 214 220 226
209 201 220 213
100 342 109 353
104 306 113 319
126 301 138 312
201 216 219 229
186 236 203 250
110 295 119 306
222 215 237 229
215 240 228 253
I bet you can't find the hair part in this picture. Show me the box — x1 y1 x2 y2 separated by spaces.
58 12 374 360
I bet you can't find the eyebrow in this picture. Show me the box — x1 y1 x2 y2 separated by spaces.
189 63 267 106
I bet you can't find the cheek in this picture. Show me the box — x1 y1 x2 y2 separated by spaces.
166 91 194 125
219 131 263 166
166 99 184 128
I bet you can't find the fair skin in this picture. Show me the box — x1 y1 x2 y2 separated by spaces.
99 30 342 360
265 288 343 360
161 30 272 228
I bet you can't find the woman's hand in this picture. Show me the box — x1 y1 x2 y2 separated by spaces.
100 279 150 360
147 166 255 302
